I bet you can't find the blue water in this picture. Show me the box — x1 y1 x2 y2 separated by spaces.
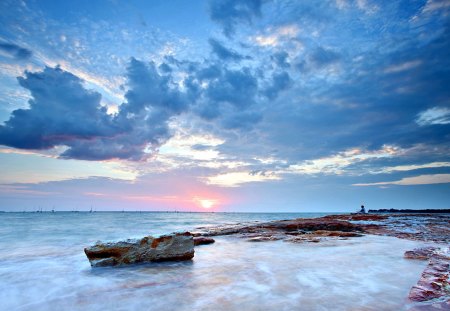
0 212 429 311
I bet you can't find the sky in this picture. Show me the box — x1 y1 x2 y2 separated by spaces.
0 0 449 212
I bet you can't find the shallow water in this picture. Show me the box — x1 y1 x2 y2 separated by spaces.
0 212 433 311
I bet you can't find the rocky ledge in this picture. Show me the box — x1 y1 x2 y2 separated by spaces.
193 213 450 245
404 246 450 308
193 216 365 243
84 232 194 267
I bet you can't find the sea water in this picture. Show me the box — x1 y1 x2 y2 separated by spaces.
0 212 431 311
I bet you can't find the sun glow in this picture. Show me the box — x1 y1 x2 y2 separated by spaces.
193 197 218 209
199 199 215 209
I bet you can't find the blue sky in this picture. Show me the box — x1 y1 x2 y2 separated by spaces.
0 0 449 212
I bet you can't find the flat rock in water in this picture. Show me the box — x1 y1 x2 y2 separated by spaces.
84 232 194 267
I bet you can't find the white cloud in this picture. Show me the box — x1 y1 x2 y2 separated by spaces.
384 60 422 74
416 107 450 126
372 161 450 174
205 171 280 187
422 0 450 13
356 0 379 14
253 25 300 48
287 145 399 175
159 132 224 161
353 174 450 186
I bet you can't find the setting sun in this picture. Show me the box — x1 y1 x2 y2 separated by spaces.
199 199 215 209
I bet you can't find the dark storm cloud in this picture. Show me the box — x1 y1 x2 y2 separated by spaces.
209 0 262 37
62 58 191 160
0 42 32 60
0 51 293 159
0 59 192 161
0 66 115 150
209 38 247 62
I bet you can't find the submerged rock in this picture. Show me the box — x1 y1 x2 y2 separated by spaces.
193 237 215 246
84 232 194 267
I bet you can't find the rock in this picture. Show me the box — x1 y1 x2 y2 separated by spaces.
193 237 215 246
348 214 388 221
246 236 282 242
404 247 439 260
408 249 450 302
265 218 363 232
84 232 194 267
312 230 364 238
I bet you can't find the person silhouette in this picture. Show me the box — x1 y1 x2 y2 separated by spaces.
359 205 366 214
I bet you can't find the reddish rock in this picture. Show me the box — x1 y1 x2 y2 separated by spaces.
404 247 439 260
247 236 282 242
264 218 363 233
348 214 388 221
408 250 450 302
313 230 364 237
84 232 194 267
193 237 215 246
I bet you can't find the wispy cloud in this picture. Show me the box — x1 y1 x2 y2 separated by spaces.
287 146 399 175
253 25 300 47
384 60 422 74
353 174 450 186
206 171 280 187
416 107 450 126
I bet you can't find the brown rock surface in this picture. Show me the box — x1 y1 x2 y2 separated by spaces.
405 247 450 303
84 232 194 267
404 247 440 260
193 237 215 246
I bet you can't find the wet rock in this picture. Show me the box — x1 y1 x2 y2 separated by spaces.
404 247 439 260
265 218 362 232
84 232 194 267
312 230 364 238
348 214 388 221
193 237 215 246
247 236 282 242
407 248 450 302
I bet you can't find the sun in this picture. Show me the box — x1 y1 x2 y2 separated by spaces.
192 196 219 209
199 199 215 209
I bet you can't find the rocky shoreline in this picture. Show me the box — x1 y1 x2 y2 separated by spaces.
84 212 449 309
193 213 449 244
192 213 449 309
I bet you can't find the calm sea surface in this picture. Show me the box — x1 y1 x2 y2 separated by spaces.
0 212 430 311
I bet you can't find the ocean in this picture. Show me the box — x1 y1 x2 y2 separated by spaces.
0 212 429 311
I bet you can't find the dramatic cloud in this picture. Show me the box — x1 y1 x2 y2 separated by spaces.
0 42 32 60
0 66 114 150
0 51 296 160
0 0 449 211
0 59 193 161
